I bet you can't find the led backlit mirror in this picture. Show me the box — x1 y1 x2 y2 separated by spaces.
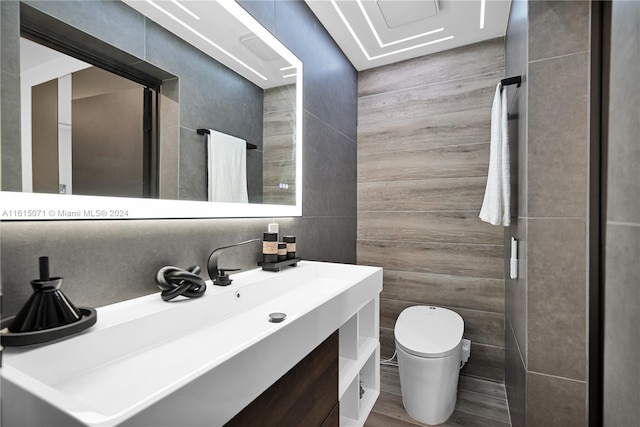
1 0 303 219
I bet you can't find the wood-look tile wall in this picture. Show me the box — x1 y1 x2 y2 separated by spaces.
357 38 506 382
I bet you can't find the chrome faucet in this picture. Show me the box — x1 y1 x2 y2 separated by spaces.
207 238 261 286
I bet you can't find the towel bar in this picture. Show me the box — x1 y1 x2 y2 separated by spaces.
197 128 258 150
501 76 522 89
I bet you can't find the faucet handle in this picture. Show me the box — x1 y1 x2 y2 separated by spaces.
214 268 240 287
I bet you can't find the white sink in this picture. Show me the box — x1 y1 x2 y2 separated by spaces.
1 261 382 426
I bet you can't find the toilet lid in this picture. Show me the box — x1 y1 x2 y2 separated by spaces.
394 306 464 358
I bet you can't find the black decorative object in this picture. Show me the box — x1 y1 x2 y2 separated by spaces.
262 233 278 264
1 307 97 347
9 257 83 333
277 242 287 262
1 256 97 347
259 257 301 272
155 265 206 301
283 236 296 259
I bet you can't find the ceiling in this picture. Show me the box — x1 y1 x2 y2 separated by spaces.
304 0 512 70
24 1 511 85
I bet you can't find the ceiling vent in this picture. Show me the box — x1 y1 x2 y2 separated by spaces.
376 0 439 28
240 34 280 61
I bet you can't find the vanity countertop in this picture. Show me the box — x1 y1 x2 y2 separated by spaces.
2 261 382 427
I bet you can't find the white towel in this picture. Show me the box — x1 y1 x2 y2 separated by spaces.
479 83 511 226
207 129 249 203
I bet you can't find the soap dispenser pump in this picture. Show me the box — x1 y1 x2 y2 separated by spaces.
9 257 83 333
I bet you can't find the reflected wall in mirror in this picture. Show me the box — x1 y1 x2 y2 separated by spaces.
23 39 154 198
2 0 302 218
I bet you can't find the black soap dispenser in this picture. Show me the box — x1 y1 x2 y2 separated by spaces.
9 257 83 333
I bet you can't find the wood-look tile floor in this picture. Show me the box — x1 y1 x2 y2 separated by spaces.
365 366 511 427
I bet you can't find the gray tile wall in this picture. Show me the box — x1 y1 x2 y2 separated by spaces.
0 0 358 317
504 1 592 426
603 1 640 425
357 38 506 382
0 0 22 191
503 3 527 421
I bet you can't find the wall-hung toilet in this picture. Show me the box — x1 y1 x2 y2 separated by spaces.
394 306 470 425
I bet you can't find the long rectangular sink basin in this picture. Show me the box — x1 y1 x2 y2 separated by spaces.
1 261 382 426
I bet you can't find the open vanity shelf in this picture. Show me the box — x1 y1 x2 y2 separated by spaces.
339 297 380 426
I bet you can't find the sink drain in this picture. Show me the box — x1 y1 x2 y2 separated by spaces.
269 312 287 323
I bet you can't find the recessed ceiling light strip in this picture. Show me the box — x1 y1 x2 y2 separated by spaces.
355 0 444 48
145 0 267 81
330 0 453 62
330 0 372 59
282 73 297 79
368 35 454 60
169 0 200 20
480 0 486 29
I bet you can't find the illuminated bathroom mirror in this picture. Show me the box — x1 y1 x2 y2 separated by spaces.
1 0 303 219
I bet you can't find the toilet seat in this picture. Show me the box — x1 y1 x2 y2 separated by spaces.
395 306 464 358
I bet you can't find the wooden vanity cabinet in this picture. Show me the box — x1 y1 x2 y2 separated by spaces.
225 330 339 427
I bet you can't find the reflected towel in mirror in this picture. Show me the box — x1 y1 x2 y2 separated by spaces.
207 129 249 203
